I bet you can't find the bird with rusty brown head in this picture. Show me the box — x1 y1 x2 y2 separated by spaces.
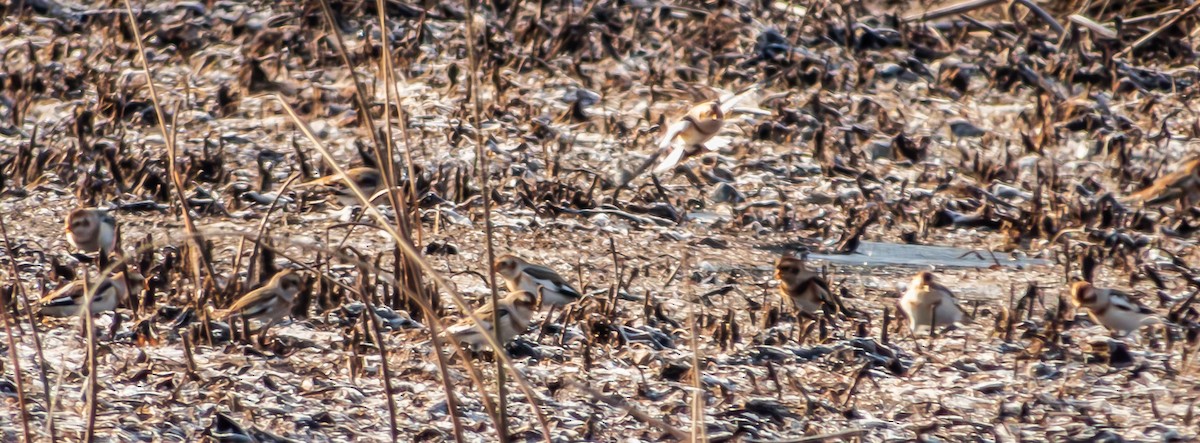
1069 281 1160 334
444 290 539 351
212 270 306 345
774 254 845 317
898 271 968 333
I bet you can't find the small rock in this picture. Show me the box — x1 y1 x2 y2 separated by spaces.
710 183 745 204
969 381 1005 394
949 119 985 138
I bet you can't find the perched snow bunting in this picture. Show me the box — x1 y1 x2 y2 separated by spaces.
494 254 583 307
653 87 761 174
1069 281 1161 334
445 290 538 350
1124 157 1200 207
774 254 843 316
295 167 383 206
899 271 967 331
38 272 139 317
65 208 116 255
213 270 306 344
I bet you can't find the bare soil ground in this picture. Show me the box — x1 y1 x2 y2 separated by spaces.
1 0 1200 441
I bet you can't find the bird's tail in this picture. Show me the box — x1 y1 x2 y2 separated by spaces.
207 306 233 319
819 289 849 318
959 304 976 323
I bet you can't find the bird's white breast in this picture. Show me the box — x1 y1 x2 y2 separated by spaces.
901 288 962 329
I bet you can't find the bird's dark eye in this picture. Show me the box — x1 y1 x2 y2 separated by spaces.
359 177 379 187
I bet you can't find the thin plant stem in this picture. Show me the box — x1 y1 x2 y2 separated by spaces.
373 0 464 439
121 0 218 349
314 0 385 162
0 285 31 442
686 251 706 443
0 211 53 440
354 262 401 442
81 274 97 442
270 97 552 442
461 0 509 441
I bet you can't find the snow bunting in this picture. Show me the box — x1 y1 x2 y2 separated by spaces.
295 167 383 206
1124 157 1200 207
1069 281 1161 334
494 254 583 307
899 271 967 331
445 290 538 350
774 254 844 316
65 208 117 255
652 87 761 174
212 270 306 344
38 272 140 317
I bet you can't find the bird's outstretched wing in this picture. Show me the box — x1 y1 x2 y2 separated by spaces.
656 120 692 150
653 143 690 175
717 85 759 115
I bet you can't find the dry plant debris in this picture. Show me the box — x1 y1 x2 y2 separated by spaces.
1 0 1200 441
